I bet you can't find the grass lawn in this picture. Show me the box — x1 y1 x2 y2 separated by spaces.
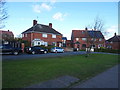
2 54 119 88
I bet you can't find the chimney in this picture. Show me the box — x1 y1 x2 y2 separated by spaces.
33 20 37 26
114 32 116 36
49 23 52 28
85 27 88 30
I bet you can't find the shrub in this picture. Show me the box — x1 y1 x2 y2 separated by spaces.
95 48 120 54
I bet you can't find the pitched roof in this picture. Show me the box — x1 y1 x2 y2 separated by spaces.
88 31 104 38
72 30 89 38
72 30 104 39
107 35 120 42
22 24 62 35
0 30 14 36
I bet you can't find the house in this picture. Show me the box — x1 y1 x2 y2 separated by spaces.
106 33 120 50
0 30 14 44
71 28 105 50
22 20 63 47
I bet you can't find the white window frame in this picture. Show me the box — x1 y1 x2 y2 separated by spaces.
99 38 102 41
22 34 24 37
42 33 47 38
52 34 56 38
82 38 87 41
76 38 79 41
25 34 27 37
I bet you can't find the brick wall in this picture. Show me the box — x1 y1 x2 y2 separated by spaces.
73 37 105 49
22 32 62 46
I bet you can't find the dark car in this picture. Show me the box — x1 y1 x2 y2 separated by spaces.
25 46 48 54
0 44 22 55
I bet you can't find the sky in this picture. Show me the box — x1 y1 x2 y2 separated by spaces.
1 0 118 40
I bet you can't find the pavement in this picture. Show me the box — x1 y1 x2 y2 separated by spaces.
25 64 119 88
72 64 119 88
26 76 80 88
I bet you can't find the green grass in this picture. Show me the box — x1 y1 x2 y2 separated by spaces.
2 54 119 88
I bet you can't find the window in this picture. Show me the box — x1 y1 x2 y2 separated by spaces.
99 38 102 41
82 44 86 48
82 38 87 41
42 34 47 38
52 34 56 38
82 31 85 34
25 34 27 37
110 41 113 44
22 34 24 37
76 38 79 41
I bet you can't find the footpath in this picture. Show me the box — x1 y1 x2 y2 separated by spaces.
26 64 119 88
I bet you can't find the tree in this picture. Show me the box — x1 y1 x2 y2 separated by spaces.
85 16 105 57
0 0 8 29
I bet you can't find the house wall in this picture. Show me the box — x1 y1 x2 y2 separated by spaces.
72 37 105 49
106 42 120 50
22 32 62 46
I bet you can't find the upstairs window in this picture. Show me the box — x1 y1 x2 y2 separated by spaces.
22 34 24 37
25 34 27 37
99 38 102 41
42 33 47 38
82 38 87 41
52 34 56 38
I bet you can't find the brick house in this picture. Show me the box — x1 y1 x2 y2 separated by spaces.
106 33 120 50
0 30 14 44
22 20 62 47
71 28 105 50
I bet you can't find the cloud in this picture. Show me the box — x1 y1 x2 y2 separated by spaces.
32 4 41 13
41 3 52 11
105 25 118 39
52 12 68 21
32 2 53 13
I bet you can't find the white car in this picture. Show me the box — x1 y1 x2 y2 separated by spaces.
51 47 64 53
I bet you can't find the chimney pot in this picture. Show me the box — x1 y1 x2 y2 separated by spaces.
85 27 88 30
49 23 52 28
33 20 37 26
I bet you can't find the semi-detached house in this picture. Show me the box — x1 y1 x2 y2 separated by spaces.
71 28 105 49
22 20 62 47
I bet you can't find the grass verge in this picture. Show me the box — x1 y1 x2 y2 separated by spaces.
2 54 119 88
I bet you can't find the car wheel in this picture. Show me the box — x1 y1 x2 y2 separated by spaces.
13 51 19 55
44 51 47 54
32 51 35 54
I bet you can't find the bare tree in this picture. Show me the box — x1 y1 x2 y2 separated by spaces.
85 16 106 57
0 0 8 29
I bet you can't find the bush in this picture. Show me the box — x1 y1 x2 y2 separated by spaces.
95 48 120 54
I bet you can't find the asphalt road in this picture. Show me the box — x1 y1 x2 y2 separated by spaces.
2 51 119 61
2 51 86 61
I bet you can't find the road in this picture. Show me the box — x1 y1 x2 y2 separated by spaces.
2 51 119 61
2 51 86 61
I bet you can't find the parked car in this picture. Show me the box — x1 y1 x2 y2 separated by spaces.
25 46 48 54
0 44 22 55
73 48 79 51
51 47 64 53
